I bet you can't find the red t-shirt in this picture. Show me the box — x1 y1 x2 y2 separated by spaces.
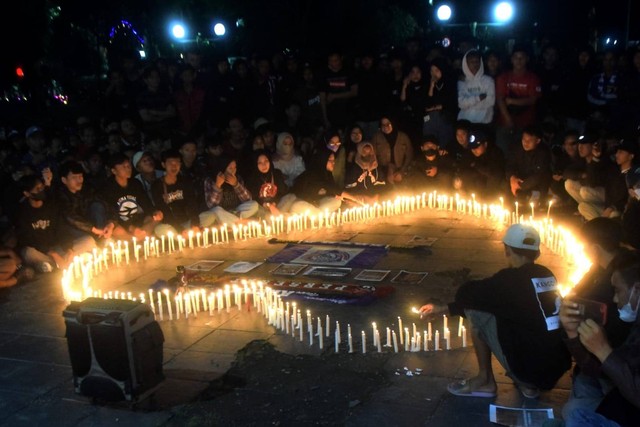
496 70 542 128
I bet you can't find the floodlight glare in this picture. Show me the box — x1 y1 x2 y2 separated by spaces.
171 23 186 39
437 5 452 21
493 2 514 23
213 23 226 37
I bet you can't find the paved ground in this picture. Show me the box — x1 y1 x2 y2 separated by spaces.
0 205 584 426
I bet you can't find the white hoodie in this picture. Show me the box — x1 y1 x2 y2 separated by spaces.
457 50 495 124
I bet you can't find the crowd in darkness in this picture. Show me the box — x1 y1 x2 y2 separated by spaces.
0 35 639 280
0 32 639 427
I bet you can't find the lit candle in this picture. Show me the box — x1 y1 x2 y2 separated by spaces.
318 325 323 349
326 315 330 337
123 241 130 264
462 326 467 347
376 330 382 353
148 289 155 313
372 322 377 347
348 324 353 353
458 316 463 337
443 314 448 331
428 322 432 341
164 289 172 320
361 331 366 354
404 327 410 351
335 323 340 353
435 330 440 351
398 316 403 345
392 331 398 353
157 292 163 321
445 328 451 350
161 235 166 253
385 327 391 347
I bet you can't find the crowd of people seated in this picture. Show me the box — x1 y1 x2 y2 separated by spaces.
0 36 639 278
0 33 639 426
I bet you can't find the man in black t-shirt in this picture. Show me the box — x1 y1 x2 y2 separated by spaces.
150 149 200 236
319 52 358 129
101 153 164 240
420 224 571 399
16 175 81 272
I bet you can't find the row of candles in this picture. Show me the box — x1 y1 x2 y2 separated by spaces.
61 189 590 319
87 278 467 353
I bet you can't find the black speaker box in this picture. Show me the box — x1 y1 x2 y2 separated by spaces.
63 297 165 402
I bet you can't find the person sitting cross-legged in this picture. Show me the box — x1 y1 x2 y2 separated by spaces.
200 156 259 226
420 224 571 399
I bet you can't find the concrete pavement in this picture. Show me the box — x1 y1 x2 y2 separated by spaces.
0 207 582 426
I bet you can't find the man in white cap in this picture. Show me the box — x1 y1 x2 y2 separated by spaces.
420 224 571 399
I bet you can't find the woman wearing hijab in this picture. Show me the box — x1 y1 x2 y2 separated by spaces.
245 149 298 217
344 142 387 205
200 155 259 226
272 132 306 188
422 56 458 147
371 116 414 186
290 148 346 215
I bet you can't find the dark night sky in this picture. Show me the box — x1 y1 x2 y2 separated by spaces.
1 0 639 84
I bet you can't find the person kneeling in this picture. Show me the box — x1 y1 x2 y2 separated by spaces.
420 224 571 398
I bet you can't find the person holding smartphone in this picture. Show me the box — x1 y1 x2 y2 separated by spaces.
558 251 640 426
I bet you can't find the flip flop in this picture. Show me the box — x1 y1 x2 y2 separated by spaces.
447 380 497 398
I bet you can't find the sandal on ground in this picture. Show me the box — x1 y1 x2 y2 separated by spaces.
446 379 497 398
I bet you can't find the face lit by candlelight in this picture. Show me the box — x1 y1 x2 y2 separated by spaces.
162 157 182 176
380 118 393 134
521 132 541 152
61 171 84 193
225 160 237 176
111 159 133 180
257 155 270 174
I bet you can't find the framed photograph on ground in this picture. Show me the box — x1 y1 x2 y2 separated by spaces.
354 269 391 282
270 263 307 276
391 270 428 284
224 261 264 274
489 404 554 427
185 260 224 272
302 266 352 278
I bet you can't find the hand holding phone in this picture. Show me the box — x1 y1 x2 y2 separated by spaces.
569 297 608 326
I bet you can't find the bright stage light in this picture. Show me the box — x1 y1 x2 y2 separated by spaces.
436 5 452 21
213 22 226 37
493 2 514 23
171 23 187 40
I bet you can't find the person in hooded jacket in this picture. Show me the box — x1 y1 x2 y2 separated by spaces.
245 149 298 217
200 155 259 226
344 142 387 204
272 132 306 188
457 50 496 125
